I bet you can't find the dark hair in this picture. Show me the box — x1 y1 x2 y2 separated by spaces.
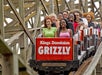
59 19 68 30
57 19 68 36
74 10 82 17
63 11 69 14
57 12 64 20
58 12 63 15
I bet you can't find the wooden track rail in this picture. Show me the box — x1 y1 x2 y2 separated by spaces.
69 42 102 75
69 57 93 75
83 42 102 75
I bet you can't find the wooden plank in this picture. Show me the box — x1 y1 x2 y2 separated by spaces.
49 0 54 13
18 56 38 75
24 3 35 8
69 0 74 10
7 0 35 44
83 42 102 75
39 0 49 15
6 32 23 45
75 57 92 75
0 36 37 75
0 36 12 54
13 46 19 75
0 0 4 38
2 54 13 75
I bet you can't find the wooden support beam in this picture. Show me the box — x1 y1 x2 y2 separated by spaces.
25 11 36 21
24 3 35 8
6 0 35 44
13 46 19 75
55 0 59 14
0 56 2 73
100 55 102 68
33 0 41 30
91 0 102 21
49 0 54 13
2 54 13 75
100 0 102 21
84 0 88 12
18 0 27 62
79 0 85 12
39 0 49 15
0 0 4 38
0 35 37 75
69 0 74 10
59 0 65 11
64 0 71 11
0 36 12 54
6 32 23 45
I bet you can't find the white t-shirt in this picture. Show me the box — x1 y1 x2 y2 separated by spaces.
81 18 88 26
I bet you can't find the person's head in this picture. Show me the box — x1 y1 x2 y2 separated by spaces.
83 12 94 22
58 12 64 21
74 12 80 20
71 9 82 21
49 13 57 22
60 19 68 29
44 16 52 28
63 11 69 19
69 13 74 22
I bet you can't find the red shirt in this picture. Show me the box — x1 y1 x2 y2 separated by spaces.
73 21 79 33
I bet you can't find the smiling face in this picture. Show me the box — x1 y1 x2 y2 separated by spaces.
60 19 67 28
46 19 52 28
74 12 80 20
86 14 92 22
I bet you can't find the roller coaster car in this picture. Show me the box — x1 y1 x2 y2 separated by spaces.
29 37 80 75
29 29 100 75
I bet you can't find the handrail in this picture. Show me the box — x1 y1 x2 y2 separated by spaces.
83 42 102 75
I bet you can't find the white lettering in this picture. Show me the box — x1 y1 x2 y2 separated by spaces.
40 41 50 45
38 46 43 54
57 47 62 54
44 46 49 54
38 46 71 55
51 41 70 45
66 47 71 54
53 46 57 54
49 46 53 54
62 47 66 54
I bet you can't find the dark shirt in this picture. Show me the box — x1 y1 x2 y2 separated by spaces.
52 22 56 27
65 18 74 35
88 22 94 28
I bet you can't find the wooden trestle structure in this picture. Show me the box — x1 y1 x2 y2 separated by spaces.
0 0 102 75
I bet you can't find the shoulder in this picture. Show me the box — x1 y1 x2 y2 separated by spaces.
67 29 72 32
42 28 47 32
43 28 46 30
